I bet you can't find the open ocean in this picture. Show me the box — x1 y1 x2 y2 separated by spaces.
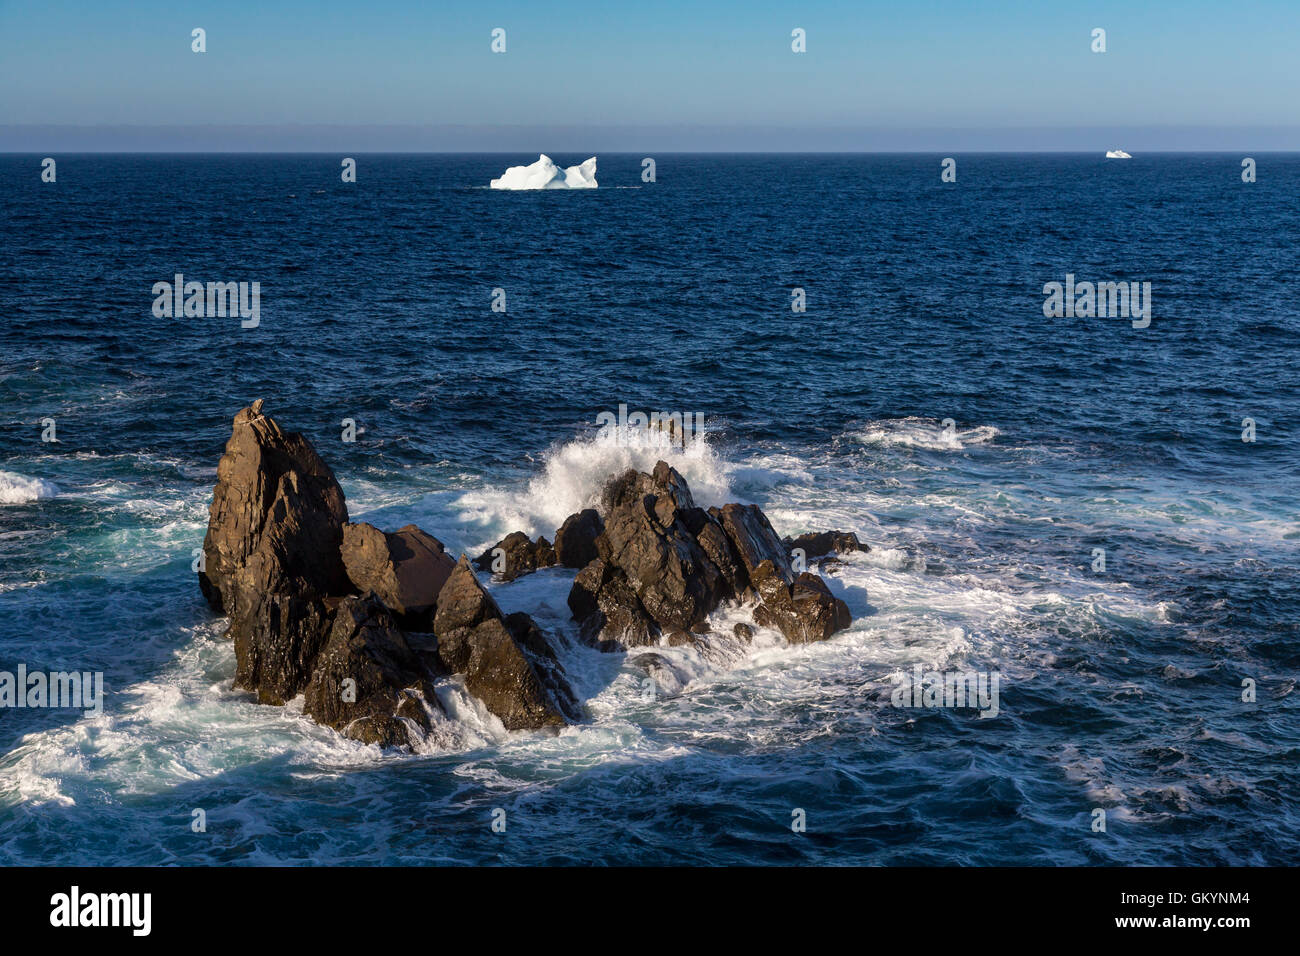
1 153 1297 865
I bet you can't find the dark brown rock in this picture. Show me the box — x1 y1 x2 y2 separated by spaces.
789 572 853 641
784 530 869 561
597 490 724 632
473 531 557 581
432 556 506 670
711 502 794 590
303 595 442 748
751 562 852 644
199 403 583 746
230 591 335 705
600 460 695 522
199 399 348 616
568 559 659 650
692 510 747 596
569 462 855 652
341 521 455 626
434 558 577 730
504 612 581 722
554 509 604 568
198 402 351 703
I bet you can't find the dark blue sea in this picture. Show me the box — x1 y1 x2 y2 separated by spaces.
1 153 1297 865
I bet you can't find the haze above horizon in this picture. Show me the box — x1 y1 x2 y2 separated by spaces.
2 0 1298 151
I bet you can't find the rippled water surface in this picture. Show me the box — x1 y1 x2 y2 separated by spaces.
1 154 1297 864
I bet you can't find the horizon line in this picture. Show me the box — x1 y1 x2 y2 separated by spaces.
3 149 1297 155
5 124 1300 153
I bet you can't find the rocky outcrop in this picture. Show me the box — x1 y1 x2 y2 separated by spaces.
199 399 349 619
433 558 578 729
567 557 658 650
341 521 455 628
567 462 854 650
752 565 853 643
596 479 725 632
198 400 350 704
200 406 857 746
473 531 557 581
554 509 604 568
709 502 793 591
198 402 579 748
303 595 442 748
784 530 869 560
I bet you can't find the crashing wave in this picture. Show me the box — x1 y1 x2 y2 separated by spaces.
0 470 59 505
490 154 597 190
454 420 730 541
856 418 1000 451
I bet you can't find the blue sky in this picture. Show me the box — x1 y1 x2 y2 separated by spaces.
2 0 1298 149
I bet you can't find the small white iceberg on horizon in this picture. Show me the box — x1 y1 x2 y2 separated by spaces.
490 154 597 189
1105 149 1132 159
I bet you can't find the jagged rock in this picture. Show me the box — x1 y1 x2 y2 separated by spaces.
503 612 581 722
751 562 852 644
711 503 793 589
784 530 869 560
600 460 693 521
596 479 725 632
199 399 349 616
434 557 577 729
231 591 335 705
341 521 455 627
568 461 854 652
691 510 747 597
303 595 442 748
789 573 853 640
733 623 755 642
554 509 604 568
473 531 557 581
568 558 659 650
433 555 506 643
199 402 579 748
198 401 351 703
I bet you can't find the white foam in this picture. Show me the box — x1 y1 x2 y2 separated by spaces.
454 422 731 546
0 470 59 505
855 417 1000 451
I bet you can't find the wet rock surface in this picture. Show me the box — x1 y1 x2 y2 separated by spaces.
200 409 858 748
473 531 557 581
199 402 578 746
567 461 855 650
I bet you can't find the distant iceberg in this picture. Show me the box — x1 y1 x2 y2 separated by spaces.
490 154 597 190
1105 149 1132 159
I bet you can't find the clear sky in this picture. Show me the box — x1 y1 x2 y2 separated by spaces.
2 0 1298 149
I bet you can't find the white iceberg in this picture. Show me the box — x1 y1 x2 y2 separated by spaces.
1105 149 1132 159
490 154 597 189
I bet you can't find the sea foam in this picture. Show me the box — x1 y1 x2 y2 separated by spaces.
454 421 731 545
0 471 59 505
